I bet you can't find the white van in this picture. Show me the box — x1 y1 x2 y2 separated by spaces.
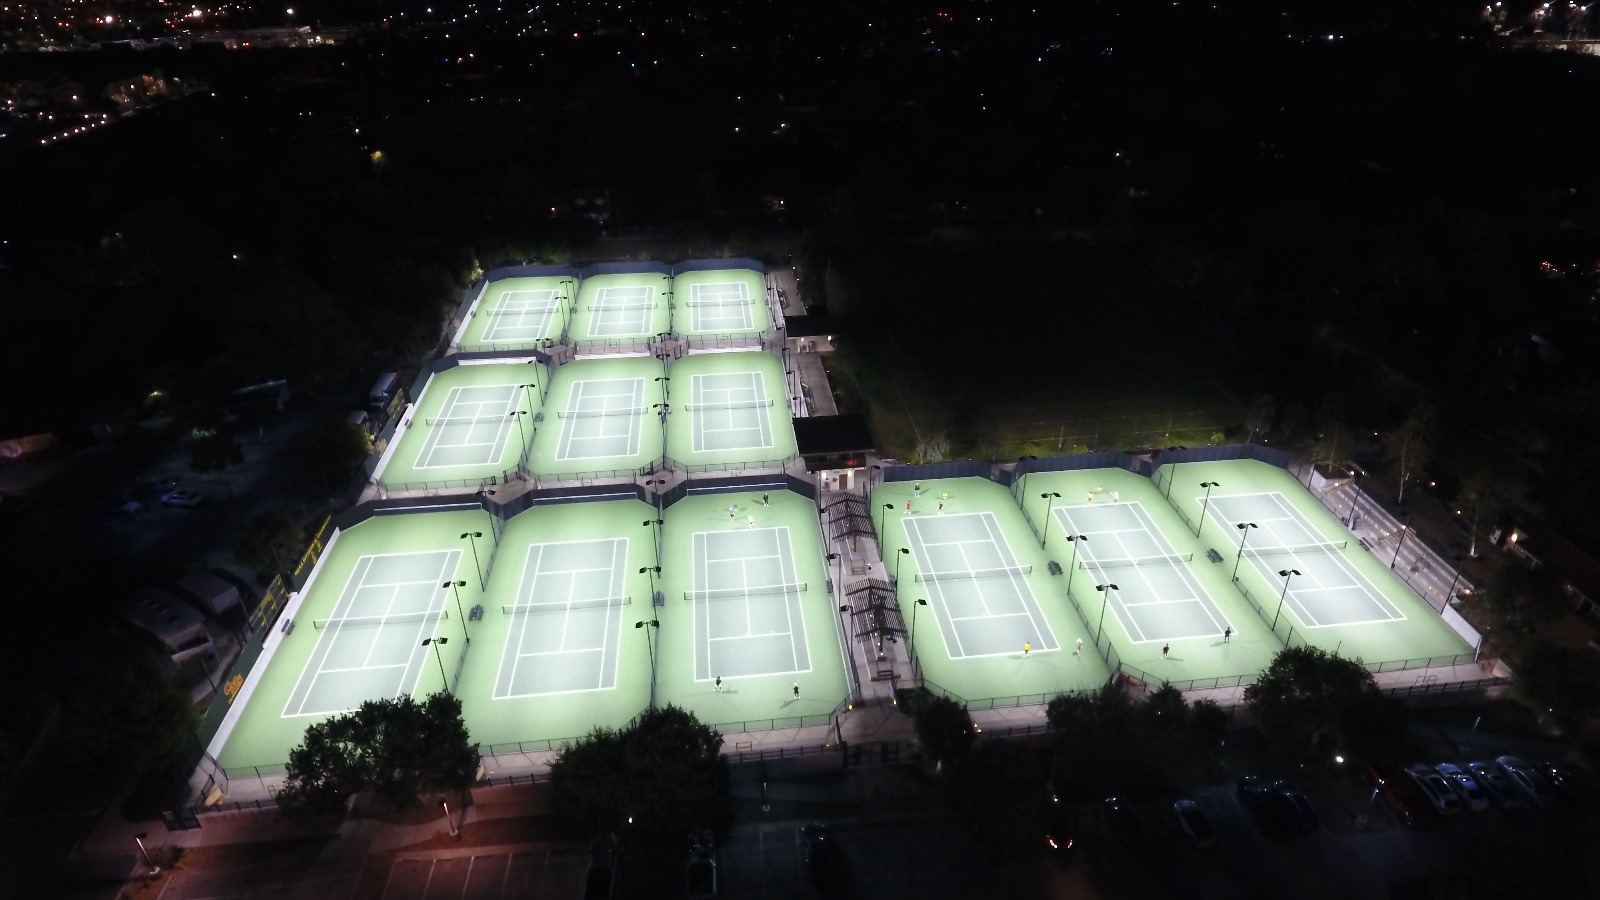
368 372 401 410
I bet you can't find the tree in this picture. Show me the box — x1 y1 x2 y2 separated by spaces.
1383 405 1437 504
233 510 307 578
1309 393 1351 470
277 693 478 818
946 739 1047 859
913 429 951 464
1243 393 1275 444
911 692 975 769
188 430 244 473
59 652 199 776
1243 646 1404 765
548 705 729 841
1454 468 1501 558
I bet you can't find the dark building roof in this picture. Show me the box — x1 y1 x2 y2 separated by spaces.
793 414 876 456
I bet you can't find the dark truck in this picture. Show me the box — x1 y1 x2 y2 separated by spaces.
686 828 718 899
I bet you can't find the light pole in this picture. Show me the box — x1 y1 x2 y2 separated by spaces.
1344 464 1367 527
880 503 894 537
1272 568 1300 632
639 565 660 603
1038 492 1061 547
826 552 841 596
1390 511 1411 569
1094 583 1119 645
460 531 484 587
1230 522 1259 581
134 832 160 877
507 408 529 450
1162 446 1188 500
635 619 659 706
441 579 469 642
645 477 667 522
910 598 928 678
421 637 450 693
869 463 881 507
643 518 663 567
440 799 459 838
1195 481 1221 537
1443 554 1466 606
894 547 910 586
1064 534 1089 590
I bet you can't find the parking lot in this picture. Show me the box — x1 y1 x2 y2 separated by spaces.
380 848 587 900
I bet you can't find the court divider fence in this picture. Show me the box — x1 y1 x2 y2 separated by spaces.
666 453 799 475
1231 580 1307 648
531 459 662 485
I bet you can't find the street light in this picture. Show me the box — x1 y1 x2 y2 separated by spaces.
642 517 663 567
1230 522 1259 581
826 552 841 596
441 579 469 642
460 531 484 587
1064 534 1089 590
421 637 450 693
869 463 882 507
894 547 910 586
1391 511 1411 569
634 619 659 706
1272 568 1300 632
639 565 661 602
1094 583 1119 645
1162 446 1188 500
1444 554 1466 606
134 832 160 877
1195 481 1221 537
910 598 929 678
1038 492 1061 547
507 408 529 449
880 502 894 536
910 597 929 645
440 799 459 838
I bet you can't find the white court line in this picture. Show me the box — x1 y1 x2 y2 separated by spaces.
1062 503 1226 642
494 538 625 699
319 662 408 674
415 384 520 470
947 610 1033 624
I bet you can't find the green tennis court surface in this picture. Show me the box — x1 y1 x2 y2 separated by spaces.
494 539 629 697
905 512 1058 658
568 273 672 345
671 268 770 338
455 276 572 350
664 352 796 470
375 363 544 491
528 357 665 480
689 526 811 680
1054 502 1233 644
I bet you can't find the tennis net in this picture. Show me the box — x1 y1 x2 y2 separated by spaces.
1243 540 1348 559
684 399 773 411
313 610 447 630
685 582 807 602
555 407 649 419
502 596 631 615
588 303 657 312
1079 552 1194 571
425 415 511 427
915 565 1032 583
684 297 748 307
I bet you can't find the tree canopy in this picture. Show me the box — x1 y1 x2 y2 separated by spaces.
1242 646 1409 766
910 692 976 769
277 693 478 817
59 650 199 777
548 705 730 841
1046 683 1225 798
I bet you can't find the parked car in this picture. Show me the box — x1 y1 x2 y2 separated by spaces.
583 833 617 900
1533 761 1577 799
1406 764 1464 815
1103 796 1146 845
1367 764 1435 829
799 823 840 877
686 829 718 899
1238 776 1318 836
159 489 203 508
1435 763 1490 812
1465 760 1519 807
1044 798 1081 861
1497 756 1562 810
1173 798 1216 848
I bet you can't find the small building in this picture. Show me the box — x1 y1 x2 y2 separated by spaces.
175 571 243 617
123 588 216 669
793 414 875 491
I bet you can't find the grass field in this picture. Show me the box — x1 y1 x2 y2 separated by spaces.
822 245 1254 460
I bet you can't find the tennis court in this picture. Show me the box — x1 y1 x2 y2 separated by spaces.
493 539 629 698
689 526 811 681
1054 502 1232 643
415 384 527 469
555 378 646 461
685 281 754 331
1207 491 1405 628
904 512 1059 658
567 273 673 345
454 276 571 350
688 371 773 452
671 268 771 338
284 550 463 717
